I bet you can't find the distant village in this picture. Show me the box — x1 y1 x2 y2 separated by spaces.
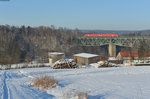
48 51 150 67
35 34 150 67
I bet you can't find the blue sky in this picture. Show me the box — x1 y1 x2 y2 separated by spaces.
0 0 150 30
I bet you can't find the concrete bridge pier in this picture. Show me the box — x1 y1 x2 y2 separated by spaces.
108 43 116 57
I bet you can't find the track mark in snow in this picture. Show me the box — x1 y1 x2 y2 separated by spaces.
1 71 54 99
2 71 9 99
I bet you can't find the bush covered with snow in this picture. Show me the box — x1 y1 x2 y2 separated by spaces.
90 61 120 68
51 59 78 69
0 63 51 70
0 65 11 70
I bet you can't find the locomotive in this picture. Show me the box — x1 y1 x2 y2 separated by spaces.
84 34 118 37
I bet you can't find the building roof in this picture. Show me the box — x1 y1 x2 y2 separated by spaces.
119 52 139 57
100 56 107 61
48 52 64 55
119 51 150 57
74 53 99 58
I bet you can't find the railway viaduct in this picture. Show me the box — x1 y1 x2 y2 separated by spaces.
77 36 148 57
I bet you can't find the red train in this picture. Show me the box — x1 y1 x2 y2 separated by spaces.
84 34 118 37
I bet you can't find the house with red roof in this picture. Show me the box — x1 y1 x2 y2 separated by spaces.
117 51 139 60
116 51 150 65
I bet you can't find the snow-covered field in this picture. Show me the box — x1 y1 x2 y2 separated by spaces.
0 66 150 99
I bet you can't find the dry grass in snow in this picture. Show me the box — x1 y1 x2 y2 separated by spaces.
31 75 58 90
77 92 88 99
63 91 88 99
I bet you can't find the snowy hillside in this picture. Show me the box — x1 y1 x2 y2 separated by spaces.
0 66 150 99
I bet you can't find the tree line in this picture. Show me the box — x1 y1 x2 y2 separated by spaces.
0 25 150 64
0 25 80 64
0 25 107 64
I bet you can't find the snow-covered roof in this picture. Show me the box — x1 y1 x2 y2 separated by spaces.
48 52 64 55
108 57 118 61
74 53 99 58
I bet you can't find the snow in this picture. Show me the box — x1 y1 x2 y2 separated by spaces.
0 66 150 99
48 52 64 55
108 57 118 61
74 53 99 58
89 63 99 68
